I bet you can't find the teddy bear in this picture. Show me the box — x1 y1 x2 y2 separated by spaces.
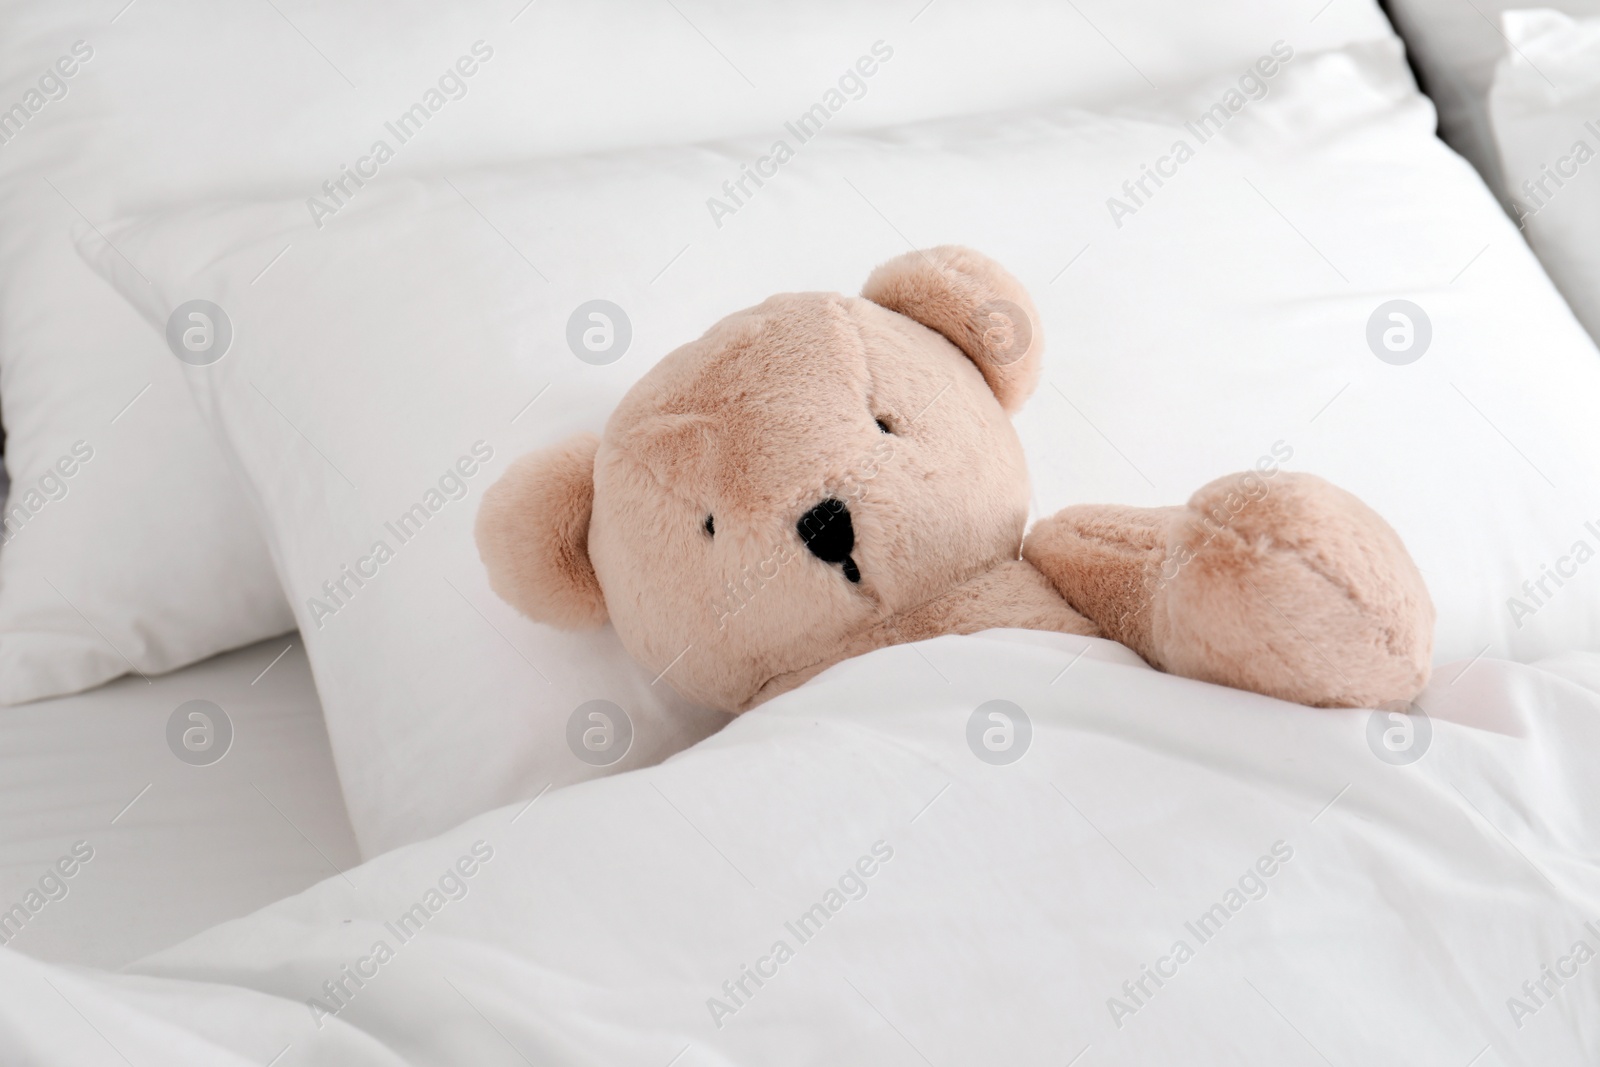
475 246 1434 714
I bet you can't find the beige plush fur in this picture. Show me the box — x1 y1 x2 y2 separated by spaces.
477 247 1434 713
476 434 608 630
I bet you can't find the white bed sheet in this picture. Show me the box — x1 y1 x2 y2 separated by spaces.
0 636 356 970
4 631 1595 1065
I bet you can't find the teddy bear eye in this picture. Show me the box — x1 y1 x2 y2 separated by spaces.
704 514 715 538
875 418 893 434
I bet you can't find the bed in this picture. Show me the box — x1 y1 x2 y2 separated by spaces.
0 638 355 970
2 0 1598 1063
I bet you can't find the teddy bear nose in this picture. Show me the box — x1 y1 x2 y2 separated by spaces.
797 499 860 583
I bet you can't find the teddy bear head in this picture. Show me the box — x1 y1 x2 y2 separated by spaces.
476 246 1044 713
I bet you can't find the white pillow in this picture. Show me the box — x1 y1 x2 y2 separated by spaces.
1383 0 1600 202
0 203 294 704
0 0 1394 703
1488 9 1600 341
0 0 1397 184
88 40 1600 854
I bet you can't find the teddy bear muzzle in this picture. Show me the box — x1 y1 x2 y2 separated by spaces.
796 498 860 584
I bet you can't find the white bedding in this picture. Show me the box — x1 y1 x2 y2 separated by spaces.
4 2 1599 1060
84 38 1600 858
0 637 355 970
1382 0 1600 203
7 631 1597 1064
1489 9 1600 344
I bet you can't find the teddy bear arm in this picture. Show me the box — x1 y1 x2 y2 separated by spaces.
1145 472 1434 707
1022 504 1177 669
1025 474 1434 708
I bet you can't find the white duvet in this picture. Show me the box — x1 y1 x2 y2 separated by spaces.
6 631 1597 1065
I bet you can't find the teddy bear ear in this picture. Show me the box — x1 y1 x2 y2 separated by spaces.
860 245 1043 413
475 433 608 630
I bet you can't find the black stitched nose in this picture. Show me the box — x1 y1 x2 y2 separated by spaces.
797 498 861 583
